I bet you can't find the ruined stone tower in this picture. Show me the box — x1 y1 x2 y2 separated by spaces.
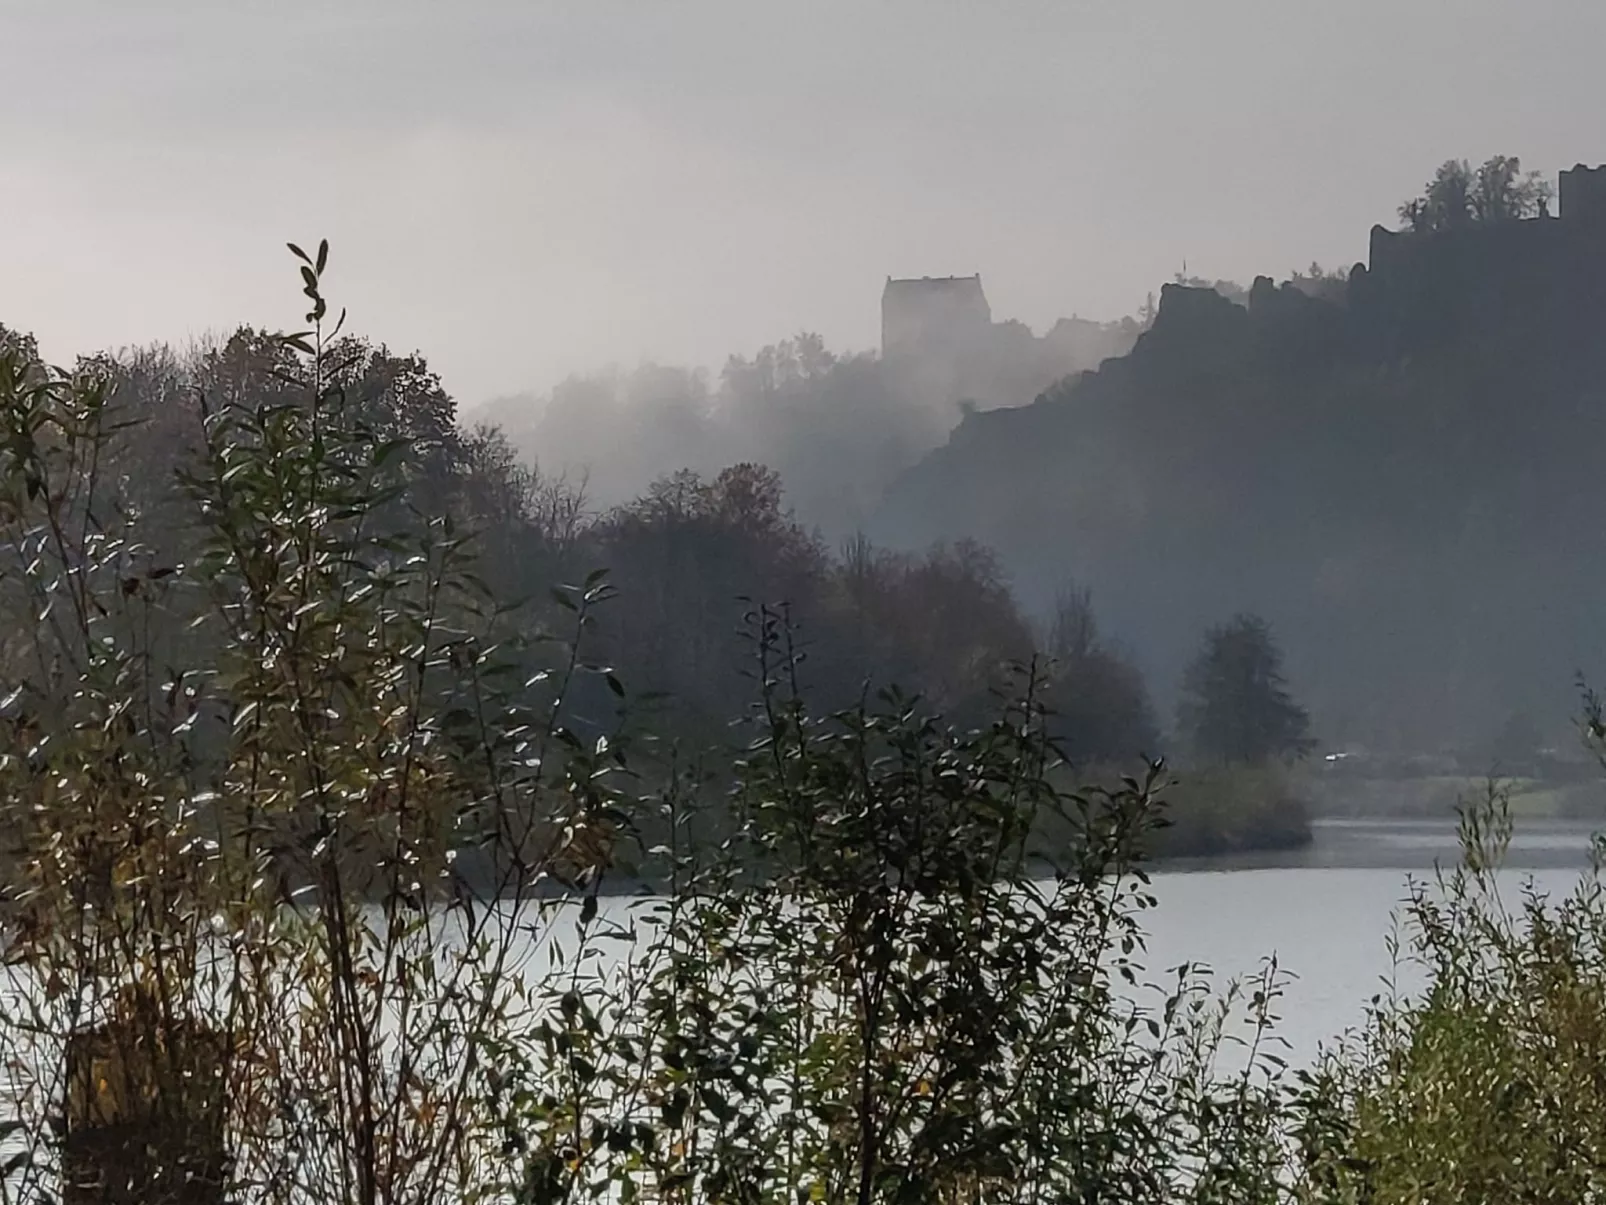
1559 164 1606 223
880 275 992 359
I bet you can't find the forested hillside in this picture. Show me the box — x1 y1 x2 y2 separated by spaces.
876 190 1606 757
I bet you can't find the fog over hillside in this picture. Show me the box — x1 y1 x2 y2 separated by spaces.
9 1 1606 773
468 281 1141 539
12 2 1604 402
875 165 1606 759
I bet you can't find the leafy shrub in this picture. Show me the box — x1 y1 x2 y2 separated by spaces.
0 244 624 1205
1302 787 1606 1202
486 620 1307 1204
1152 765 1312 859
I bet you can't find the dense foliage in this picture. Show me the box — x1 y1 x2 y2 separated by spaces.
0 246 626 1205
0 255 1298 1202
1177 614 1313 767
1398 154 1554 233
0 243 1602 1203
4 266 1309 857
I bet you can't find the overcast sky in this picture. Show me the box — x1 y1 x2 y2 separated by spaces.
3 0 1600 408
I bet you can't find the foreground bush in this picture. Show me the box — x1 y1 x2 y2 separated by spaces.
1301 788 1606 1202
0 245 1317 1204
485 634 1316 1204
0 247 625 1205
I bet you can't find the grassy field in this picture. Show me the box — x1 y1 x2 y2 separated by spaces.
1303 770 1606 819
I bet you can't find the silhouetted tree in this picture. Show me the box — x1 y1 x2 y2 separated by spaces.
1177 613 1312 765
594 464 828 734
1399 159 1474 233
1399 155 1552 232
806 532 1038 721
1472 155 1552 223
720 335 945 539
877 540 1036 716
1043 587 1159 766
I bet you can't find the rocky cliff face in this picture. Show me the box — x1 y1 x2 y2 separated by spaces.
873 228 1606 754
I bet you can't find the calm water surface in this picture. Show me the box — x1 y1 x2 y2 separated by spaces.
1141 816 1603 1061
569 818 1605 1067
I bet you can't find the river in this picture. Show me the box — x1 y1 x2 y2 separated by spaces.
3 815 1588 1087
560 815 1600 1068
1139 815 1603 1062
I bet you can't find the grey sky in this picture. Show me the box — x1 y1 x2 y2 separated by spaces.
3 1 1599 407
